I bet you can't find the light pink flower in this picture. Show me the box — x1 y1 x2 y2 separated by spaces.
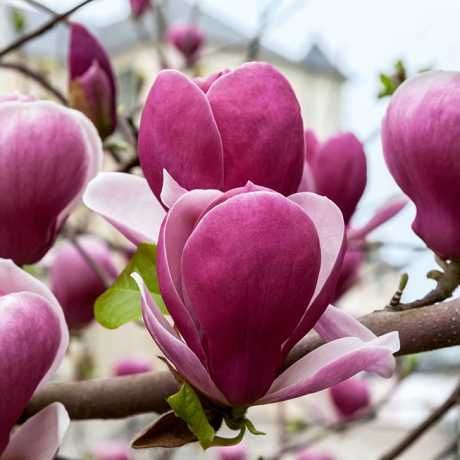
112 357 153 376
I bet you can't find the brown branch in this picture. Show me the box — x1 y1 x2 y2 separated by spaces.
0 61 68 104
0 0 95 59
380 380 460 460
21 298 460 422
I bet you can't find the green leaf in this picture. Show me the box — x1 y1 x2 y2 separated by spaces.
244 418 266 436
95 243 167 329
167 383 216 449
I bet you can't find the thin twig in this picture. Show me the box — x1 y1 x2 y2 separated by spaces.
380 380 460 460
0 0 96 59
0 61 68 104
23 0 67 20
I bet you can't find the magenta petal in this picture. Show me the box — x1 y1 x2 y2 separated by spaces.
132 273 227 404
0 292 62 454
332 249 364 302
157 189 222 360
0 259 68 384
304 129 320 163
138 70 224 201
258 332 399 404
181 191 321 405
207 62 304 195
284 193 345 351
83 172 165 244
329 377 371 419
311 132 367 225
2 403 69 460
348 195 408 241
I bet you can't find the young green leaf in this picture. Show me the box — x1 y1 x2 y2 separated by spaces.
95 243 166 329
167 383 216 449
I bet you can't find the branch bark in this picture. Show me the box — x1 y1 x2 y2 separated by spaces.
21 298 460 422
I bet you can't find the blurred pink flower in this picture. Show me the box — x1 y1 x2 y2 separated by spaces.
113 357 153 376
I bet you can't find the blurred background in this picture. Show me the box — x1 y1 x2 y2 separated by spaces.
1 1 460 458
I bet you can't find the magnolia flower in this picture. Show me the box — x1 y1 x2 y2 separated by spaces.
382 71 460 259
0 95 102 266
299 130 367 225
215 444 248 460
113 357 153 376
167 24 205 65
0 259 69 459
329 376 371 420
130 0 152 18
132 182 399 407
90 441 133 460
50 237 118 329
69 22 117 139
84 63 305 243
296 449 335 460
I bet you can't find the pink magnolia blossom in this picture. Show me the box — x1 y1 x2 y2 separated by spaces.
0 259 69 459
329 376 371 419
167 24 205 65
215 443 248 460
382 71 460 259
131 182 399 407
91 441 133 460
84 63 305 243
112 357 153 376
0 95 102 266
50 237 118 330
130 0 152 18
69 22 117 139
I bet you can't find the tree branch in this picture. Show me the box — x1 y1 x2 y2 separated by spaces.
21 298 460 422
0 0 95 59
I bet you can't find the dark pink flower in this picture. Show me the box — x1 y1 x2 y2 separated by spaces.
382 71 460 258
329 376 371 419
216 444 248 460
130 0 152 18
69 22 117 139
113 357 153 376
167 24 205 65
132 182 399 407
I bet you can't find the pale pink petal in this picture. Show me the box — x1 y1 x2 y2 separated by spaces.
284 193 345 350
348 195 408 241
258 333 399 404
160 169 188 209
83 172 165 244
314 305 375 342
132 273 227 405
0 259 68 384
3 403 70 460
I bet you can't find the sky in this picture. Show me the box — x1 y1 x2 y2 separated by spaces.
12 0 460 297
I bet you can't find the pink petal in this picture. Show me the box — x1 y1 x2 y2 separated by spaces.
297 161 316 193
160 169 188 209
157 189 222 360
207 62 304 195
138 70 224 201
0 292 63 453
348 195 408 241
2 403 70 460
132 273 227 405
0 259 68 385
83 172 165 244
304 129 320 163
258 332 399 404
181 191 321 405
284 193 345 351
0 100 102 265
